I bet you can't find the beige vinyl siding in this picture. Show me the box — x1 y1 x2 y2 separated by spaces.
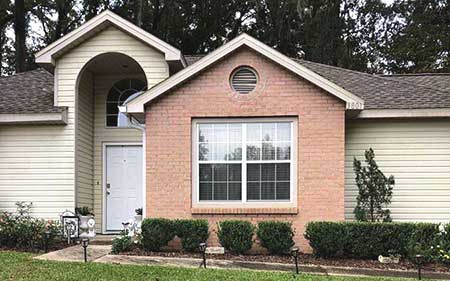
75 71 94 208
93 74 146 231
54 25 168 231
0 125 75 218
345 119 450 222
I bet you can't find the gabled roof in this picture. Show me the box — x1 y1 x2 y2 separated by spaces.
35 10 185 67
126 33 365 113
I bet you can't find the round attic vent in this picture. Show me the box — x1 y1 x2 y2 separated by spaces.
230 67 258 94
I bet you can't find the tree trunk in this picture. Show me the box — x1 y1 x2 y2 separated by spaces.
14 0 26 73
136 0 143 27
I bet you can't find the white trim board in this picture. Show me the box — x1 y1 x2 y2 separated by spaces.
35 10 185 67
0 111 68 125
356 109 450 119
126 33 364 113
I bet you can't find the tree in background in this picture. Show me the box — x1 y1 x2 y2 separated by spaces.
13 0 27 73
0 0 14 75
353 148 394 222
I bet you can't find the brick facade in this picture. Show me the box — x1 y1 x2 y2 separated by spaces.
145 47 345 251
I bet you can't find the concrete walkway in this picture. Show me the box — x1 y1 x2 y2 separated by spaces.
35 246 450 280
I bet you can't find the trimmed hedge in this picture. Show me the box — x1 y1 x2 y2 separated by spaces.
111 236 133 254
257 221 295 255
217 220 254 254
141 218 176 251
305 221 441 260
176 219 209 252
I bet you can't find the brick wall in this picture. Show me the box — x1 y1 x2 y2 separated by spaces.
145 47 345 251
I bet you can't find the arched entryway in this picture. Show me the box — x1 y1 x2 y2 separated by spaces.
75 52 147 232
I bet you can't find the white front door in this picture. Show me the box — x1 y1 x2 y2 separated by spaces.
105 145 143 231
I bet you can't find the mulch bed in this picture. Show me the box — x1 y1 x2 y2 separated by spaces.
121 247 450 273
0 239 70 254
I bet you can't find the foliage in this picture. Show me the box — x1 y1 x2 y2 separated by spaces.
75 206 93 216
217 220 254 254
353 148 394 222
175 219 209 252
304 221 447 261
140 218 176 251
256 221 295 255
0 204 62 251
111 235 133 254
1 252 417 281
135 208 143 216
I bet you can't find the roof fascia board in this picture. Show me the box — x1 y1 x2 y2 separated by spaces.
126 34 364 113
355 108 450 119
35 10 183 66
0 111 68 125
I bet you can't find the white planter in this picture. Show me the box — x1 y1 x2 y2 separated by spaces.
79 215 95 239
134 215 142 232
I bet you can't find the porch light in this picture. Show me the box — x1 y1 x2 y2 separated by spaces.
415 254 424 280
81 239 89 263
199 242 207 268
290 246 299 274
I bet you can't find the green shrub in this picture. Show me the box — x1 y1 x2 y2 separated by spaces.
111 236 133 254
305 221 441 260
257 221 295 255
141 218 175 251
0 210 62 251
217 220 254 254
176 219 209 252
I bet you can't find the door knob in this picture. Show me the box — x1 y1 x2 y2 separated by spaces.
106 183 111 195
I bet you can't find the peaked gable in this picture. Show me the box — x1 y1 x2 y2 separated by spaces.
125 34 364 113
35 10 185 67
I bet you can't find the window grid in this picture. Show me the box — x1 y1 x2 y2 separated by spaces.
197 121 293 203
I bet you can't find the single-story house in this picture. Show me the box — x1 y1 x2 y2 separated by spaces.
1 11 449 248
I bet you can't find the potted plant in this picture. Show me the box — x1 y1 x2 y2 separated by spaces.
134 208 143 229
75 207 94 237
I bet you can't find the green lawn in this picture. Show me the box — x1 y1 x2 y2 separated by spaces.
0 251 421 281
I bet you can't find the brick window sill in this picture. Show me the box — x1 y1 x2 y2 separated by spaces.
191 207 298 215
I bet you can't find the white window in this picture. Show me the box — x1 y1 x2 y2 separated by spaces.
194 119 295 204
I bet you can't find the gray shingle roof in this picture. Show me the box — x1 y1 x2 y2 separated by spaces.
0 68 66 114
2 55 450 114
186 55 450 110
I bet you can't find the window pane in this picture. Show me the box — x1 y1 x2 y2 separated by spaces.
213 164 227 181
276 163 290 181
247 182 260 200
262 123 276 142
247 164 260 181
213 183 227 200
277 123 291 141
228 164 241 181
199 182 212 200
199 164 212 181
199 124 213 142
262 142 275 160
247 143 261 160
229 183 242 200
131 79 146 91
199 143 212 161
106 102 119 115
214 124 228 142
262 164 275 181
228 143 242 160
229 124 242 142
247 124 260 141
276 182 290 200
213 143 227 161
276 142 291 160
108 88 121 101
261 182 275 200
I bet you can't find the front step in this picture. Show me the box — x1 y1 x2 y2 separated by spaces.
89 234 119 245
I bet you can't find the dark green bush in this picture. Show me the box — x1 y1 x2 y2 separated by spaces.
0 211 62 251
305 221 441 260
217 220 254 254
111 236 133 254
257 221 295 255
176 219 209 252
141 218 176 251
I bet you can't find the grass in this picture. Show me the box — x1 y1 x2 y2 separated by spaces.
0 251 423 281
